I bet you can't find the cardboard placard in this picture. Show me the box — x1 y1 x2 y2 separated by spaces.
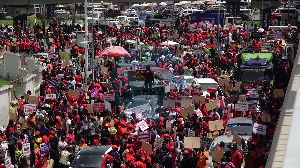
165 85 170 93
233 131 243 147
101 83 111 88
87 104 93 113
192 95 205 104
206 101 217 111
29 96 39 105
68 90 80 99
261 111 271 122
24 93 29 101
224 96 237 105
22 143 31 156
273 89 284 98
233 82 240 91
174 34 179 38
181 99 192 107
184 137 201 148
239 96 247 102
166 120 172 132
180 106 194 117
100 65 108 74
163 99 175 108
219 79 230 88
49 38 53 43
63 61 70 67
212 150 223 167
141 142 152 154
209 120 224 131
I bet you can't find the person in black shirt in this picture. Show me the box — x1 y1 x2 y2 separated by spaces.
144 65 154 95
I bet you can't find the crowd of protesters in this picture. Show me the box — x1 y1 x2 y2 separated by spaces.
0 7 298 168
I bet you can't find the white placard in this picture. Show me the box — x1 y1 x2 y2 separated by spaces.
24 104 36 116
138 120 149 132
155 137 164 149
103 93 115 101
46 94 56 99
104 101 111 112
235 103 248 111
253 123 267 135
22 143 31 156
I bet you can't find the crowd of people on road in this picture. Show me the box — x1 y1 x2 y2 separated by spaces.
0 10 298 168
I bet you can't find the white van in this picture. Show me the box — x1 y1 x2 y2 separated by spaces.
192 78 219 96
272 8 297 19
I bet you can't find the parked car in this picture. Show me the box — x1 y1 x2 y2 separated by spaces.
70 146 112 168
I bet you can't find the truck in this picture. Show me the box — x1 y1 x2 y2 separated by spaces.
238 53 274 83
188 12 243 27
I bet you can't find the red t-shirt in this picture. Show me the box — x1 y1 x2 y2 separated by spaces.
231 150 242 168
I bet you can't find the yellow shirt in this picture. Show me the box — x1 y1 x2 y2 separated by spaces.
33 137 41 151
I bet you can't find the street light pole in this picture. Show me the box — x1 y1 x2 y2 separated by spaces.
84 0 89 87
217 1 220 77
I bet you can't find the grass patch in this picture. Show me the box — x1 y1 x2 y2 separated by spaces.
0 20 13 26
60 51 71 61
0 78 10 87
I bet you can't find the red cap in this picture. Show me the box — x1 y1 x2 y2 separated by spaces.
35 131 40 135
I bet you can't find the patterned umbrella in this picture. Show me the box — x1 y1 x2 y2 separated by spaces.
100 46 131 58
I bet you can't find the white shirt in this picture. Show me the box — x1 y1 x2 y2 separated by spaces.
66 119 71 133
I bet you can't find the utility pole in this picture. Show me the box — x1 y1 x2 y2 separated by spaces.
217 1 220 76
84 0 89 87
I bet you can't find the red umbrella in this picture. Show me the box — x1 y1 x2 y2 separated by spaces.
100 46 130 58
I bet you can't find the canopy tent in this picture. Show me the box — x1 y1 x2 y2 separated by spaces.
160 41 179 46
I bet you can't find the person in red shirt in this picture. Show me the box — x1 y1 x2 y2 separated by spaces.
248 144 258 168
231 144 243 168
65 129 75 146
134 154 146 168
216 141 225 151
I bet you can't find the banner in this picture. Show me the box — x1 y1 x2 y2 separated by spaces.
22 143 31 156
24 104 36 116
90 88 99 98
93 103 104 112
253 123 267 135
138 131 151 142
46 94 56 99
40 142 49 155
235 103 248 111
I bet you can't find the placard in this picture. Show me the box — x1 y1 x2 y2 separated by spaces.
192 95 205 104
212 150 223 167
174 34 179 38
138 120 149 131
181 99 192 107
68 90 80 99
261 112 271 122
117 68 126 74
200 136 213 148
101 83 111 88
233 82 240 91
137 131 151 142
5 156 12 168
103 93 114 101
87 104 93 113
101 66 108 74
155 137 164 149
239 96 247 102
22 143 31 156
141 142 152 154
163 99 175 108
24 104 36 115
165 85 170 93
253 123 267 135
235 103 249 111
184 137 201 148
63 61 69 67
166 120 172 132
93 103 104 112
273 89 284 98
40 142 49 154
219 79 230 88
224 96 237 105
188 129 195 137
216 120 224 130
206 101 217 111
232 131 242 147
180 106 194 117
209 120 224 131
104 101 111 112
46 94 56 99
248 104 257 112
29 96 39 105
90 88 99 98
24 93 29 101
